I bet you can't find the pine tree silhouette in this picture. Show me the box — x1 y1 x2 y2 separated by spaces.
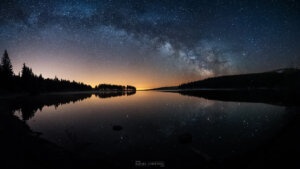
1 50 14 78
0 50 96 93
21 63 34 79
0 50 14 90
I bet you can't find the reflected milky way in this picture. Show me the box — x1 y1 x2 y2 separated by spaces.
1 91 300 168
23 91 296 168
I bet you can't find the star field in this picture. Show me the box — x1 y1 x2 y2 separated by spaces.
0 0 299 89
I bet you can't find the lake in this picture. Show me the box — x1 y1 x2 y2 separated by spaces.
6 91 300 168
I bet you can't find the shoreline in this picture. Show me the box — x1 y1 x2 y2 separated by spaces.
0 90 138 99
0 108 82 169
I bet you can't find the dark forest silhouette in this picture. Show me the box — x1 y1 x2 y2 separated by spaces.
0 50 136 94
0 50 92 93
179 68 300 90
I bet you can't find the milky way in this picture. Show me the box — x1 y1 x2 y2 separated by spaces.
0 0 299 88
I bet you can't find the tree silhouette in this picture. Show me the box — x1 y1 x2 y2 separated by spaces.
1 50 14 78
0 50 136 94
21 63 34 79
20 63 35 92
0 50 14 90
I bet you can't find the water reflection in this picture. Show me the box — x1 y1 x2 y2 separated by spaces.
0 91 136 121
94 90 136 98
177 89 300 106
0 93 92 121
2 91 299 168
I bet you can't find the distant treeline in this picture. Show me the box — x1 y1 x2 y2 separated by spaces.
95 84 136 91
0 50 137 94
0 50 89 93
179 68 300 90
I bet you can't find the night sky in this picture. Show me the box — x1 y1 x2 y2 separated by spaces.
1 0 299 89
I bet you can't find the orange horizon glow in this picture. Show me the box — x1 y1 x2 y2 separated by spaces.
11 64 186 90
10 67 205 90
9 50 216 90
11 58 205 90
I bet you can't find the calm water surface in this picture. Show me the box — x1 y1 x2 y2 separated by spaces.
13 91 292 167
